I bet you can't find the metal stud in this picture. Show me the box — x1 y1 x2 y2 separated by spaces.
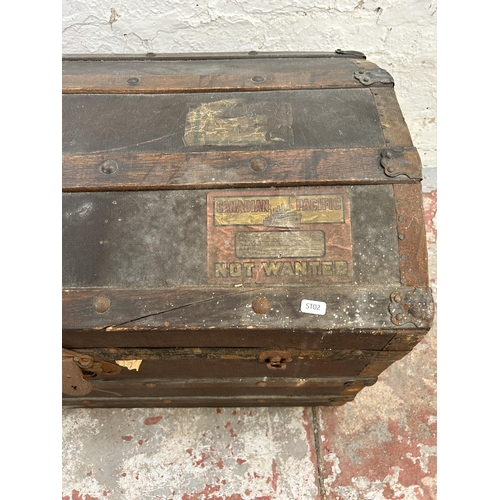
93 296 110 313
252 296 270 314
250 157 267 172
100 160 118 174
251 75 265 83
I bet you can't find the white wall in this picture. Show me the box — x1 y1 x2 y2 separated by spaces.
62 0 436 168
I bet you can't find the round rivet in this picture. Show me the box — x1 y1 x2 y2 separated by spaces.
252 296 270 314
251 75 265 83
353 350 363 356
400 278 407 285
398 215 404 221
81 400 92 405
146 52 156 57
248 50 258 56
363 77 370 83
387 167 394 173
93 296 110 313
163 321 170 327
162 399 172 403
394 294 402 302
144 382 156 388
256 381 267 387
358 70 365 74
250 157 267 172
100 159 118 174
127 77 140 85
398 234 405 240
386 151 393 159
401 254 407 261
396 313 403 321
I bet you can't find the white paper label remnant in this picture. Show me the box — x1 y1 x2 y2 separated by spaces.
300 299 327 315
116 359 143 371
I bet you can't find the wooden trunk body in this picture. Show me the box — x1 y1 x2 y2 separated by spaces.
62 52 434 407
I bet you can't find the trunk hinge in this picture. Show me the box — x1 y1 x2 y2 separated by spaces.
62 348 121 396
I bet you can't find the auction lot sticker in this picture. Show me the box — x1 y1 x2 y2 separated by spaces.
207 187 353 284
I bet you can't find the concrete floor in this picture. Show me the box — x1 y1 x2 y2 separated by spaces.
62 169 437 500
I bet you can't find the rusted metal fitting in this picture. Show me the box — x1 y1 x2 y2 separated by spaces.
258 350 292 370
62 355 93 396
62 348 121 396
389 287 435 328
380 149 421 179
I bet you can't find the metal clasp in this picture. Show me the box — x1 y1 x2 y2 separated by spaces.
258 350 292 370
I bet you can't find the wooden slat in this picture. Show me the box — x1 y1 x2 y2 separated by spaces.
62 328 396 351
62 376 375 400
62 394 356 408
359 360 404 377
62 286 430 349
72 346 407 363
383 331 428 351
62 148 420 192
371 88 414 147
393 184 430 286
67 376 378 387
63 69 387 94
62 51 366 61
70 356 370 379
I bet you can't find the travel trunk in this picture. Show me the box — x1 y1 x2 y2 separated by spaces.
62 51 434 407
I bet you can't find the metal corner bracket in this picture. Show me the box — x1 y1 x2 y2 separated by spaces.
380 149 421 179
389 287 435 328
354 68 394 86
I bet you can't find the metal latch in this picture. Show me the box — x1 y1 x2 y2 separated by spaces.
62 348 121 396
258 350 292 370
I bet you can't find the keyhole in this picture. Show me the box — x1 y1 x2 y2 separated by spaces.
267 356 284 368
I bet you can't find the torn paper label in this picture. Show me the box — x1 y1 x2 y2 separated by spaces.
184 99 293 147
116 359 143 371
